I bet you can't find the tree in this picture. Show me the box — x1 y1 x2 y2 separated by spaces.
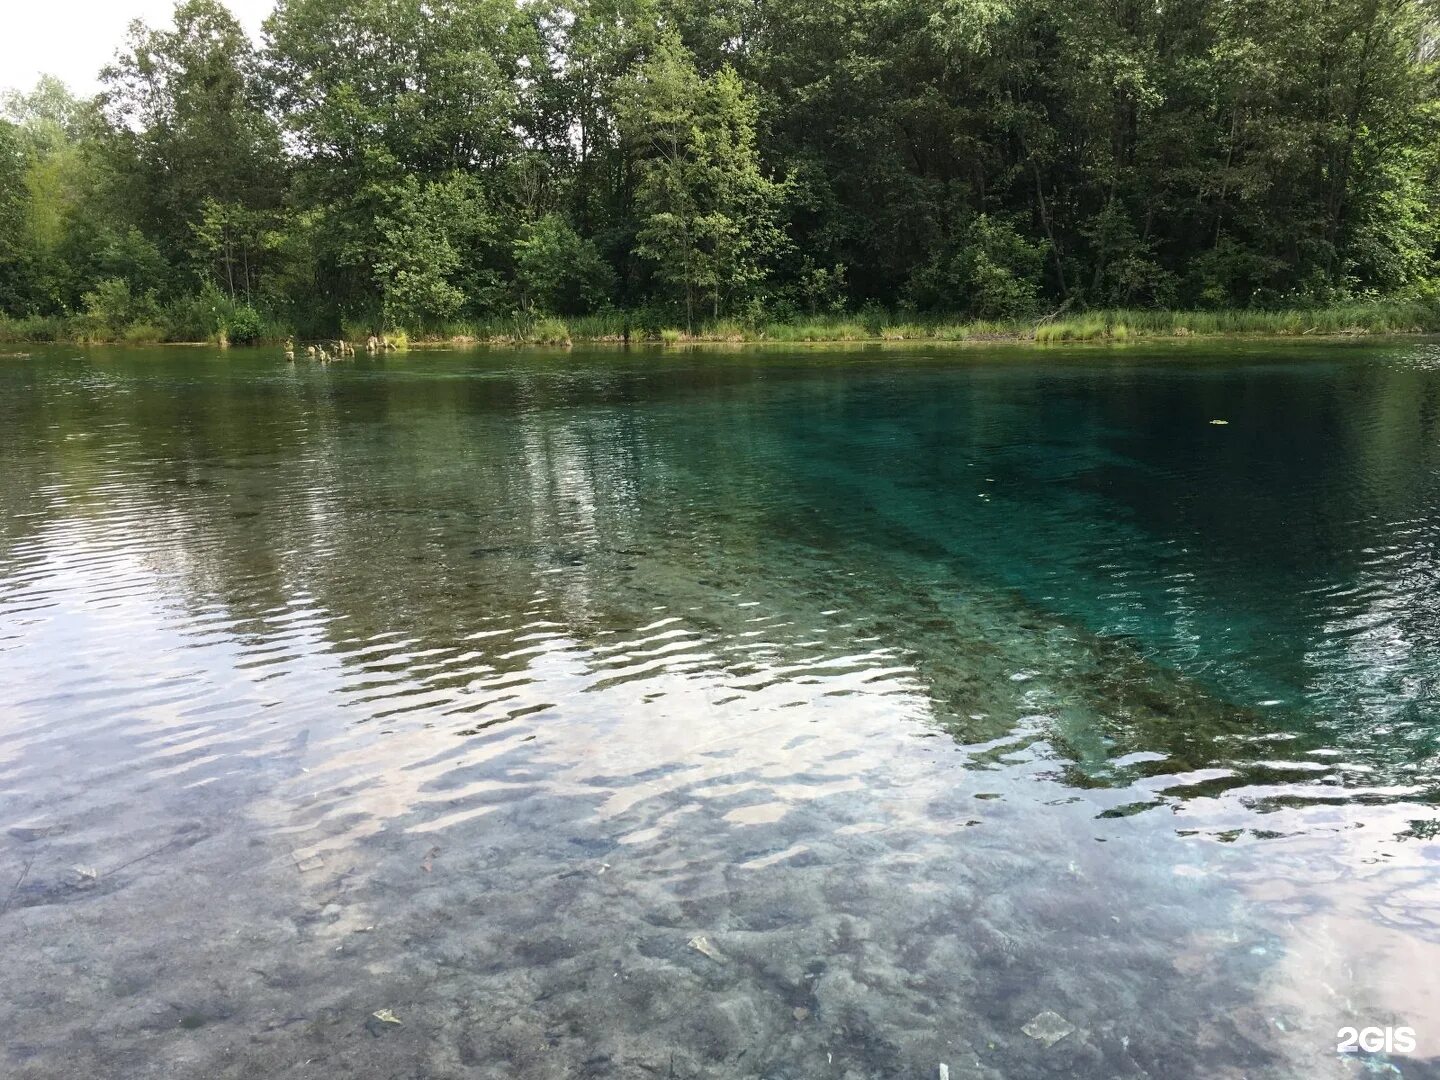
3 0 1440 335
102 0 281 271
189 198 269 302
1 77 123 315
1 76 90 155
263 0 546 323
374 174 501 329
0 122 30 312
618 35 786 330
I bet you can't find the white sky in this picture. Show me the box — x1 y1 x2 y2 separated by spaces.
1 0 274 98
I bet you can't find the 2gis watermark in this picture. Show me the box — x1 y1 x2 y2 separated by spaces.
1336 1026 1418 1056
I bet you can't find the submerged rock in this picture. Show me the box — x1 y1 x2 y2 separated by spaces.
687 935 725 963
1021 1010 1075 1047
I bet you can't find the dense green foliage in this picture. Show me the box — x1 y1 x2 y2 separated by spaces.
3 0 1440 341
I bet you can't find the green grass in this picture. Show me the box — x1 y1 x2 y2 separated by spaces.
121 322 166 344
879 323 928 340
711 304 1440 345
341 320 378 343
4 300 1438 348
693 319 749 342
413 314 600 344
525 317 572 345
1045 301 1439 340
760 316 870 341
0 315 67 342
0 311 295 346
1035 317 1107 343
566 312 630 340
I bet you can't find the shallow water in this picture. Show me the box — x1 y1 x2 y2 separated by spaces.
1 340 1439 1079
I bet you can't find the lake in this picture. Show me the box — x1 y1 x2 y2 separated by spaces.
1 341 1438 1079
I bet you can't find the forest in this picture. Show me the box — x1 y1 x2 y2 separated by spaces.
2 0 1440 344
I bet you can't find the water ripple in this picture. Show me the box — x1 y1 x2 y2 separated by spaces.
2 346 1440 1078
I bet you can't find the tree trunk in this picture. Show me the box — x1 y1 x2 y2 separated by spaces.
1031 159 1068 299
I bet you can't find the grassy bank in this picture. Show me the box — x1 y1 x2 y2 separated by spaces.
0 311 289 348
4 300 1438 349
403 300 1440 345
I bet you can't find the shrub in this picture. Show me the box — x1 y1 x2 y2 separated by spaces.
160 294 219 342
1080 203 1176 307
907 215 1045 320
122 322 165 343
0 314 64 342
514 215 616 315
225 305 265 345
857 301 889 335
80 277 157 338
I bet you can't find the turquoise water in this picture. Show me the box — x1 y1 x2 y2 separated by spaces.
1 341 1438 1078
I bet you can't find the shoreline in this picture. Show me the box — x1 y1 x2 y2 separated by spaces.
402 326 1440 349
5 327 1439 351
5 301 1439 351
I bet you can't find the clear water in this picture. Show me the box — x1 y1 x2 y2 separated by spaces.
1 341 1439 1078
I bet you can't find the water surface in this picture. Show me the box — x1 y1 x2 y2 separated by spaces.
2 341 1439 1078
